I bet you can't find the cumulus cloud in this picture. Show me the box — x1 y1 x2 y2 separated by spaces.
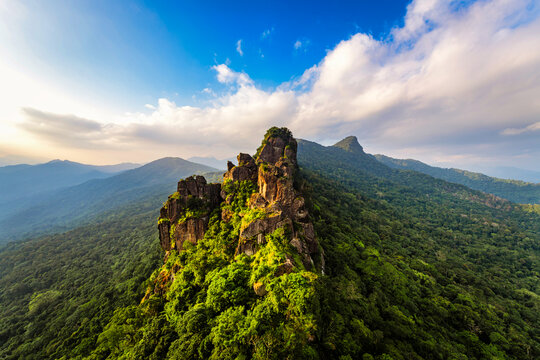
236 39 243 56
18 66 297 155
212 64 253 86
17 0 540 169
291 0 540 155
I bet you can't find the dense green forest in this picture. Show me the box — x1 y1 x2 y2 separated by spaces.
375 154 540 204
0 129 538 359
297 138 539 358
0 195 163 359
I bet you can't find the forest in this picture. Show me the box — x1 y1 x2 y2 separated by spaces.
0 129 538 359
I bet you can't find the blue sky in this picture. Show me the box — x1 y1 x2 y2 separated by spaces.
1 0 540 173
1 1 408 108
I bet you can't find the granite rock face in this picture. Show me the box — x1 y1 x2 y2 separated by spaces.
158 175 221 251
157 127 323 272
223 153 258 183
236 128 320 269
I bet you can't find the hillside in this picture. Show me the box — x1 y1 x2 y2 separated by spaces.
375 154 540 204
0 197 162 359
0 160 141 229
483 166 540 184
0 129 538 359
0 160 139 204
0 158 220 243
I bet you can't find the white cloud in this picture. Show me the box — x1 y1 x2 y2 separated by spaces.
236 39 243 56
9 0 540 169
144 104 156 110
294 38 310 52
290 0 540 151
501 122 540 135
212 64 252 86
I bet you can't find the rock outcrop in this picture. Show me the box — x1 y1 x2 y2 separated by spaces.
158 175 221 251
157 127 323 272
233 128 320 268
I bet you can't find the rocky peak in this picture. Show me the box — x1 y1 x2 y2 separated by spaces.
157 127 323 274
333 135 365 154
177 175 221 206
223 153 258 184
255 127 298 166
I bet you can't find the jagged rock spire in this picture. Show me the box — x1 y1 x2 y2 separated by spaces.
157 127 323 272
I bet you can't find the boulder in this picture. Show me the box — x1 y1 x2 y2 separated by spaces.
172 217 208 250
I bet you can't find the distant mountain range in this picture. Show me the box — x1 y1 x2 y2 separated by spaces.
0 158 219 243
375 154 540 204
480 166 540 183
1 144 538 244
188 156 232 170
0 160 138 204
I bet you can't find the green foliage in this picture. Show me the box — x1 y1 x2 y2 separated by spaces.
0 198 163 359
85 173 319 359
1 136 538 359
241 208 267 227
521 203 540 215
375 154 540 204
297 141 540 359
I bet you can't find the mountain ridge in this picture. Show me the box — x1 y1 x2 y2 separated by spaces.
0 157 220 243
375 153 540 204
0 128 538 359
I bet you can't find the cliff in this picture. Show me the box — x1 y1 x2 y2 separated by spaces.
155 127 323 295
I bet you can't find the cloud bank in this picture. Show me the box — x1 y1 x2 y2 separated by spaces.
17 0 540 169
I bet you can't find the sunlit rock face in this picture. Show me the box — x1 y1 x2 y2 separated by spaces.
158 127 323 270
158 175 221 251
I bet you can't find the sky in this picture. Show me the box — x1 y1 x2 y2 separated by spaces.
0 0 539 172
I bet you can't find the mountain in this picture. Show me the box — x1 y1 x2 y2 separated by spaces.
375 154 540 204
0 157 220 243
0 129 538 359
333 135 365 153
188 156 232 170
92 162 141 173
481 166 540 184
0 159 115 204
0 160 141 224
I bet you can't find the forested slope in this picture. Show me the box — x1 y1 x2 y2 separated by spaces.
298 138 540 359
375 154 540 204
0 158 219 243
0 129 538 359
0 196 163 359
